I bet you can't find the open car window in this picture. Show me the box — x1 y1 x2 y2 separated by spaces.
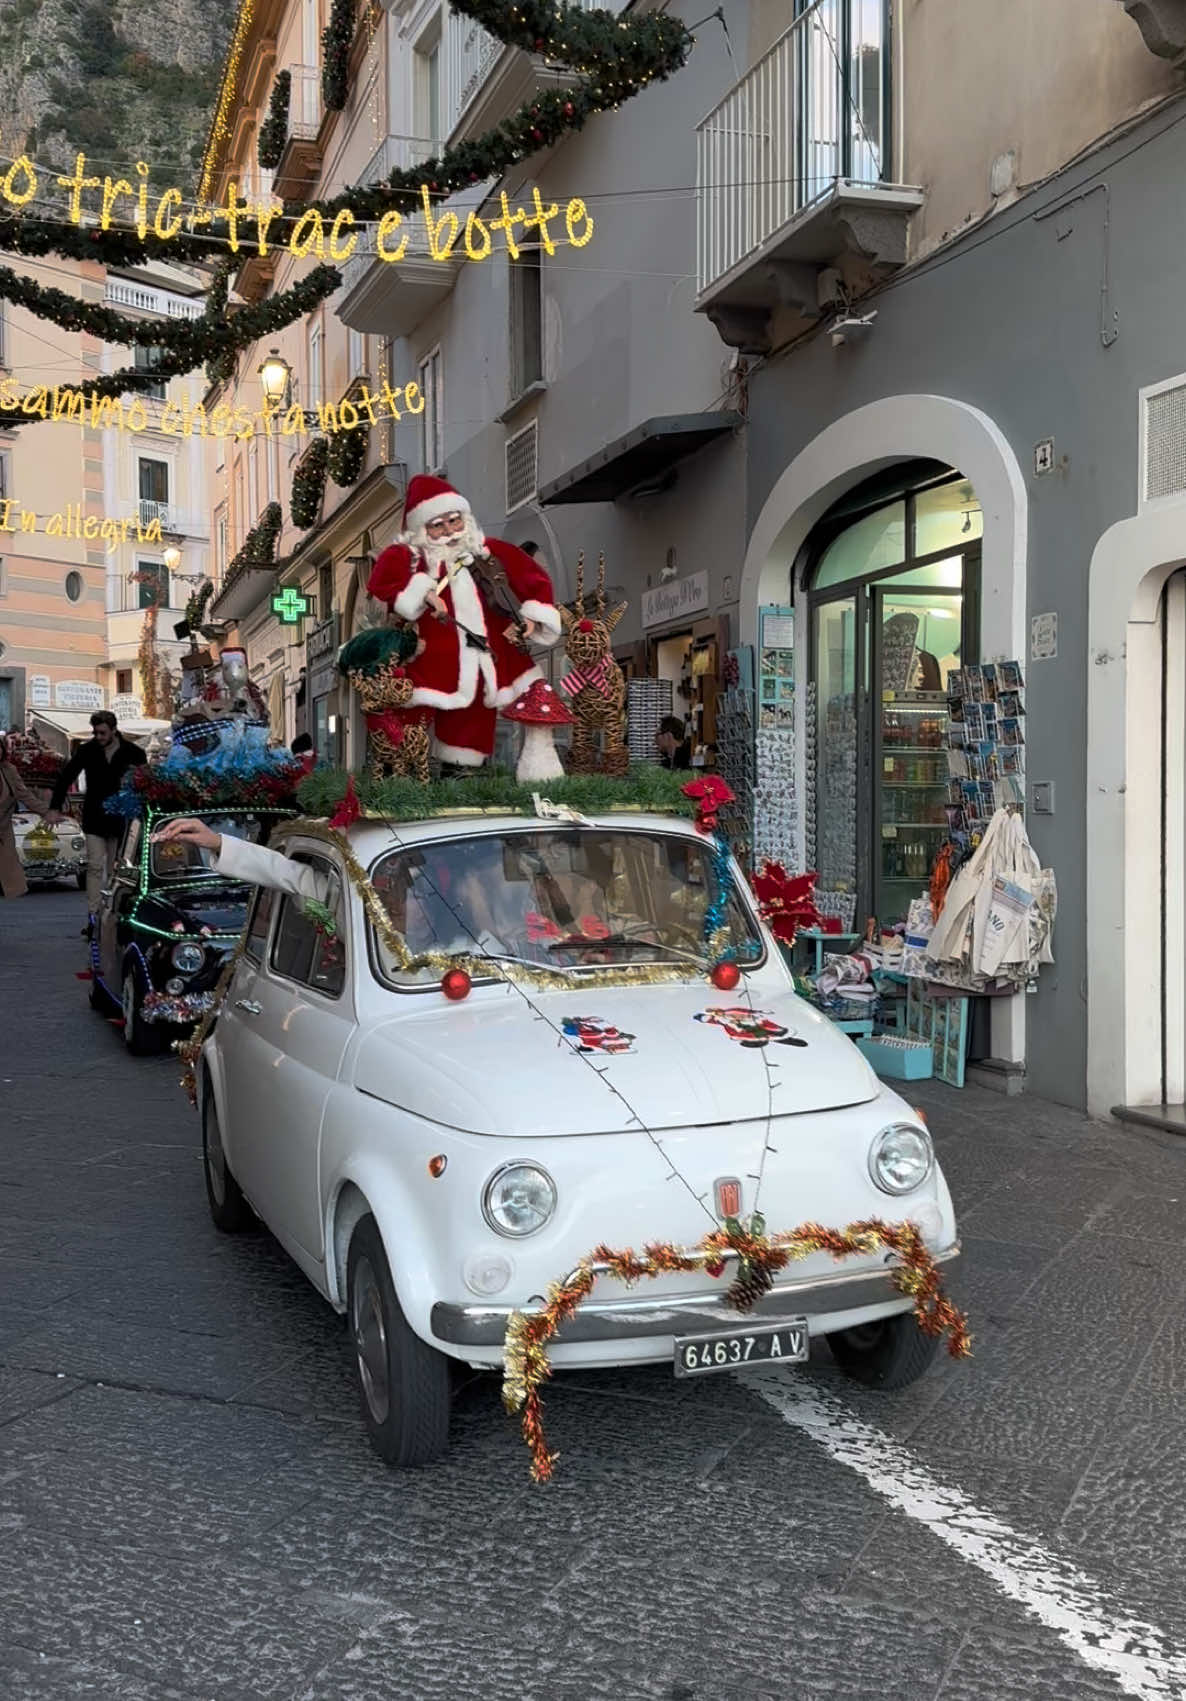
150 813 266 880
369 828 763 989
269 855 346 998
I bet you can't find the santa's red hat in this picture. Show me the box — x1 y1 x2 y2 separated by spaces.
403 474 470 533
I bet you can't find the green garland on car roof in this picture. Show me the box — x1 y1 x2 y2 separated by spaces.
296 765 697 823
0 0 691 390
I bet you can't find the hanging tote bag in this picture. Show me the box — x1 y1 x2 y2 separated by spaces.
928 809 1007 966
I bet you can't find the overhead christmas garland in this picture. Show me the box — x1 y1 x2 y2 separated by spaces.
291 436 330 529
0 0 691 379
258 71 292 169
185 579 215 633
504 1221 972 1482
225 499 283 583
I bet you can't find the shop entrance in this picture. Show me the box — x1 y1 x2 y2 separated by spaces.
807 464 981 928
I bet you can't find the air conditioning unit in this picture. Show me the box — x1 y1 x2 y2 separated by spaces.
505 419 538 514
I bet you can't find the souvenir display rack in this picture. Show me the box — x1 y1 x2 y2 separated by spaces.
714 646 755 864
753 607 799 871
626 677 673 766
944 661 1026 833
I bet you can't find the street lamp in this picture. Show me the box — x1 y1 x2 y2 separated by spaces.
162 544 182 573
258 349 292 408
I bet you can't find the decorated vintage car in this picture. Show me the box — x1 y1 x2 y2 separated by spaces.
194 781 964 1477
12 814 87 889
90 806 294 1053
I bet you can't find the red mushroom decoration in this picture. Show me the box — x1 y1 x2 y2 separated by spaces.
501 679 573 783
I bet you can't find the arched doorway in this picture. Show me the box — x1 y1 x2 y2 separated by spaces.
805 463 981 925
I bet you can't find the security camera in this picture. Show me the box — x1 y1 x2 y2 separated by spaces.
830 310 877 348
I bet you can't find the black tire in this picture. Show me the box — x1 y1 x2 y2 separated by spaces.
88 975 111 1013
201 1088 254 1233
121 963 163 1056
347 1214 451 1467
76 871 87 890
827 1311 940 1390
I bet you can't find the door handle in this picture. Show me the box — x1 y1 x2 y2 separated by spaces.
235 999 262 1015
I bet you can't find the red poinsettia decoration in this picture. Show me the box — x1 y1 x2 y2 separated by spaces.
681 775 735 834
749 860 821 945
329 773 361 830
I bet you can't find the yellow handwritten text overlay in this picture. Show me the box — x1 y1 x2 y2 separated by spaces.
0 501 166 555
1 152 595 263
0 379 424 439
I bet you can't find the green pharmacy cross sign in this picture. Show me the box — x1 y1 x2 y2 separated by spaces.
272 586 310 625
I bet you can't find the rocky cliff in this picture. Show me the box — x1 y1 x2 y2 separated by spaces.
0 0 238 190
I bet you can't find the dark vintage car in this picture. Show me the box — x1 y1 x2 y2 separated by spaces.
89 805 293 1054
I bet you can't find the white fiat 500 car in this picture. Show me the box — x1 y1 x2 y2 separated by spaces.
199 812 958 1467
12 812 87 888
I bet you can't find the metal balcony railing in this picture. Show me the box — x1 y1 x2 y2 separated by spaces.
105 280 203 319
696 0 887 295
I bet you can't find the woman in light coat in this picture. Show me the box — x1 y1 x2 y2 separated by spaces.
0 734 50 899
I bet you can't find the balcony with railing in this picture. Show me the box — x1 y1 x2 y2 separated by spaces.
440 0 620 147
695 0 923 352
337 135 464 338
104 279 204 320
273 65 325 199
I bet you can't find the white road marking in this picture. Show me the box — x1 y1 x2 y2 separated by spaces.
748 1376 1186 1701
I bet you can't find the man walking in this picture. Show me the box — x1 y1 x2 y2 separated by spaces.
46 711 147 930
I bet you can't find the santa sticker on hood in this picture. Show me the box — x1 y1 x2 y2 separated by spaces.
561 1017 636 1055
694 1006 808 1050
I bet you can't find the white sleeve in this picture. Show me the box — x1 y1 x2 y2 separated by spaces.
216 834 330 902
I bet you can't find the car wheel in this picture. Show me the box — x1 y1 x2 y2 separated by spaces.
347 1214 451 1468
201 1090 254 1233
827 1312 940 1391
121 965 162 1056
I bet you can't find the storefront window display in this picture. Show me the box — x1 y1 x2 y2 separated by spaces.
807 464 981 928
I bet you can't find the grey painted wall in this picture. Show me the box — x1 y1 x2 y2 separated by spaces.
745 97 1186 1109
390 0 751 635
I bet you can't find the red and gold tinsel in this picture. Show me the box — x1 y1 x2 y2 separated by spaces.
502 1218 970 1482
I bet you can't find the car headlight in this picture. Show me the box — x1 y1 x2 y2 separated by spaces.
868 1123 933 1195
71 836 85 851
170 942 205 975
482 1163 556 1237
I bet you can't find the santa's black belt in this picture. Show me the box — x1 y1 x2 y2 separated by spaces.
464 629 490 653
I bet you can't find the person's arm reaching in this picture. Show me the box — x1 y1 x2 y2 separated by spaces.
46 748 85 821
151 818 330 903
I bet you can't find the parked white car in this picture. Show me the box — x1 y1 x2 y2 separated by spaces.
12 813 87 888
198 812 958 1467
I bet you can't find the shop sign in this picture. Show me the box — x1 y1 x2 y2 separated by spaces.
306 613 340 698
110 694 143 721
28 675 51 708
1030 612 1058 661
55 679 105 710
643 571 709 630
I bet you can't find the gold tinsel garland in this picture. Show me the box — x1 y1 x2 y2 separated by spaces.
503 1219 972 1483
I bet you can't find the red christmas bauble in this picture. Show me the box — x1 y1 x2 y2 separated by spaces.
564 102 574 116
704 1257 726 1279
711 961 741 991
441 968 472 1001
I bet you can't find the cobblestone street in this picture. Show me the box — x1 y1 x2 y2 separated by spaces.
3 888 1186 1700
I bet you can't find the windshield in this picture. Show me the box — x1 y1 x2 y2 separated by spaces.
150 814 265 879
370 828 763 987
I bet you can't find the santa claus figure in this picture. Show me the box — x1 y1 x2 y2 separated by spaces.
367 475 562 770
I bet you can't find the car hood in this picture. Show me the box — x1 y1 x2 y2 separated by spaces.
136 883 250 937
353 982 879 1135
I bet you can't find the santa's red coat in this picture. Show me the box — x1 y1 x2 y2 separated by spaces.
367 537 561 716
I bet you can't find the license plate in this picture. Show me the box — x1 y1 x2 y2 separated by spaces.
673 1318 809 1378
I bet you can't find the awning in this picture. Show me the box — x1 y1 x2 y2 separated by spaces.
539 413 741 506
31 710 172 751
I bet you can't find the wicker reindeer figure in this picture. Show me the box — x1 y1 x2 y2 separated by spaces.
559 552 628 776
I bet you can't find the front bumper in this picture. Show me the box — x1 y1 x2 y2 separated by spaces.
431 1241 960 1347
21 859 81 881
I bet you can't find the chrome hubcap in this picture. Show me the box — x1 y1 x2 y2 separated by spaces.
205 1108 227 1206
352 1256 390 1425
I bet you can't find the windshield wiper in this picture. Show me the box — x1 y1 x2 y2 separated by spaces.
547 933 708 966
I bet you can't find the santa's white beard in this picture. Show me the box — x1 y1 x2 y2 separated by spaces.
405 514 485 572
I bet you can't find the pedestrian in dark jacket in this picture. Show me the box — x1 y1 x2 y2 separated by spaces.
46 711 147 923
